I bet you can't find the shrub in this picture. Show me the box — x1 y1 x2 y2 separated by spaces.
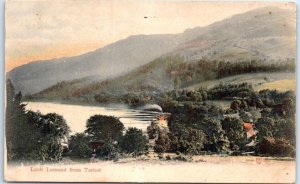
96 139 120 160
173 154 192 162
258 137 295 157
69 133 93 158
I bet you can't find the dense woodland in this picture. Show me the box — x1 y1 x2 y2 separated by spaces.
168 58 295 88
154 84 295 157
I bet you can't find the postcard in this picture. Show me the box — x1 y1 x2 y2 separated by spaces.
4 0 296 182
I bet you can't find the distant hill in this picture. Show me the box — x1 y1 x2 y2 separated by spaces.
8 34 182 94
171 6 295 62
33 56 180 101
8 6 296 95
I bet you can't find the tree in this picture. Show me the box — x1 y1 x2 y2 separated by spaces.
69 133 93 158
247 94 265 108
221 117 246 150
154 129 170 154
96 139 120 160
6 80 28 160
196 118 229 152
7 110 41 161
85 115 124 159
26 111 70 161
174 77 181 89
169 123 206 155
120 128 148 157
41 113 70 139
85 115 124 142
6 80 69 161
255 117 275 140
230 100 241 111
147 121 160 139
280 97 295 117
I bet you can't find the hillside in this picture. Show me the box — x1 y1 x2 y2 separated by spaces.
34 55 295 102
185 72 295 92
34 56 180 100
8 34 182 94
171 6 295 62
10 6 296 96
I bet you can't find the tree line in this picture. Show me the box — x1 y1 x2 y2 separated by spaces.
168 58 295 88
69 115 148 160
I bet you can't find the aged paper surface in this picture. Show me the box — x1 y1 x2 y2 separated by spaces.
4 0 296 182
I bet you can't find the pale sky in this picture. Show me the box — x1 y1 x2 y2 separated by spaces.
5 0 294 71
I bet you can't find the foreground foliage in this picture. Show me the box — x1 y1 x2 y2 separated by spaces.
6 80 70 162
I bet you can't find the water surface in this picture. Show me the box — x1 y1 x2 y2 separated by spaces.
25 102 162 134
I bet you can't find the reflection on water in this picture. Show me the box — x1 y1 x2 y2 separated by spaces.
25 102 166 134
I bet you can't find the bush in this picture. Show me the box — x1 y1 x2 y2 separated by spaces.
69 133 93 158
96 139 120 160
258 137 295 157
173 154 192 162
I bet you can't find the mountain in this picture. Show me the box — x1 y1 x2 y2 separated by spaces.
171 6 295 62
34 56 181 100
7 34 183 94
8 6 296 95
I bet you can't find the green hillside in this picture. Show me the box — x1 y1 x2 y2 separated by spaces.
32 55 295 103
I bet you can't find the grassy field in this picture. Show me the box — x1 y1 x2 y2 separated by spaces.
185 72 295 92
255 79 296 92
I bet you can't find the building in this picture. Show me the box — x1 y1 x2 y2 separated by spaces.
156 114 169 129
243 122 258 139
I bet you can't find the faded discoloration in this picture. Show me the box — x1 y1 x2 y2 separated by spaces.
5 157 295 183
